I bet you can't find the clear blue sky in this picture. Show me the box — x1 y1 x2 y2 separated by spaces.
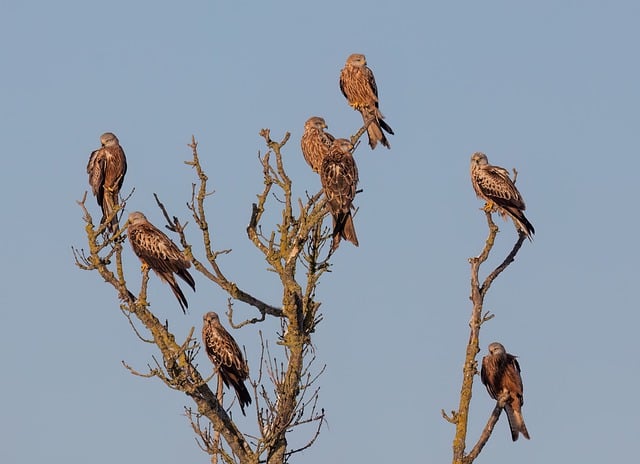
1 1 638 463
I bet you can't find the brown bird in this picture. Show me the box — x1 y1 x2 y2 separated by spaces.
320 138 359 251
126 212 195 313
202 311 252 415
301 116 335 173
87 132 127 233
470 152 535 239
339 53 394 149
481 342 531 441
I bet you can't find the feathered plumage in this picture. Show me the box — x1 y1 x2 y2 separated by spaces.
339 53 394 149
127 211 195 313
202 311 252 415
320 138 359 251
481 342 530 441
301 116 335 173
87 132 127 233
470 152 535 239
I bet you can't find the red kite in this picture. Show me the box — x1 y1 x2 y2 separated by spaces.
87 132 127 233
470 152 534 239
127 211 195 313
339 53 394 149
202 311 252 415
301 116 335 173
320 139 359 251
481 342 530 441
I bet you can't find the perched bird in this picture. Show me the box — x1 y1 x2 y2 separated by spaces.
470 152 535 239
202 311 252 415
126 211 195 313
87 132 127 233
301 116 335 173
481 342 531 441
339 53 394 149
320 139 359 251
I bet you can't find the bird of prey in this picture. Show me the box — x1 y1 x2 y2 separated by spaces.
301 116 335 173
320 138 359 251
126 211 195 313
202 311 252 415
87 132 127 233
339 53 394 150
481 342 530 441
470 152 535 239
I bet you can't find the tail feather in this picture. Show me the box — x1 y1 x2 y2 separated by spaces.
505 405 530 441
101 193 119 233
177 268 196 291
360 107 392 149
167 277 189 314
331 212 359 251
341 212 359 246
506 207 535 240
366 121 390 149
379 117 394 135
232 380 252 416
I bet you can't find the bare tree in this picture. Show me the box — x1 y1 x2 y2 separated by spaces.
73 129 368 463
442 208 529 464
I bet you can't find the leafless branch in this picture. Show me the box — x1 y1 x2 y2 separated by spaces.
464 402 504 463
449 210 529 464
74 128 344 463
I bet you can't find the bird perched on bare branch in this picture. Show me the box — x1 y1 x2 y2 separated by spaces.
470 152 535 239
340 53 394 149
481 342 530 441
202 311 252 415
301 116 335 173
126 211 195 313
320 139 359 251
87 132 127 233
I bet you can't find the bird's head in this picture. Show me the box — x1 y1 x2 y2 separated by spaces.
100 132 119 147
126 211 147 228
346 53 366 67
305 116 327 131
204 311 220 324
488 342 506 356
331 138 354 154
471 152 489 167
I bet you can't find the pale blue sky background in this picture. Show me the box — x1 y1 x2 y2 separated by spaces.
1 1 638 463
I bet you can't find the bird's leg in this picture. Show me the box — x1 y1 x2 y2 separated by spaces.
483 201 495 213
140 261 149 272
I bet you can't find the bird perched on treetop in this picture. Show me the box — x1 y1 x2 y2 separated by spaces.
470 152 535 239
339 53 394 149
87 132 127 233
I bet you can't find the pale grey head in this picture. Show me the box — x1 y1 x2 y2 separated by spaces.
346 53 367 67
331 138 354 154
487 342 507 356
127 211 148 227
471 152 489 167
100 132 120 147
